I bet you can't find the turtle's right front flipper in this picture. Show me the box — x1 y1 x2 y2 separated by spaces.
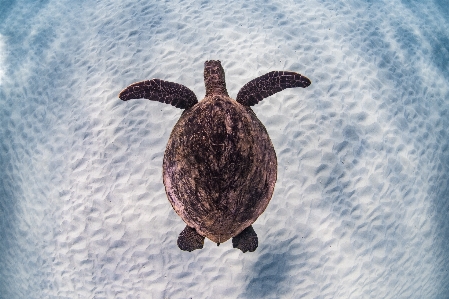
236 71 311 107
119 79 198 109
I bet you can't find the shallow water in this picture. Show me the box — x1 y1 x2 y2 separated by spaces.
1 0 448 298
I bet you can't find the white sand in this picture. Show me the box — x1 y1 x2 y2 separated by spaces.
1 0 448 298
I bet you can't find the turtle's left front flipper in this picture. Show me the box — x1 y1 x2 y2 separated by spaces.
236 71 311 107
119 79 198 109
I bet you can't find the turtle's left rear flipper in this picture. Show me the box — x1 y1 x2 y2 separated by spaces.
119 79 198 109
177 226 205 252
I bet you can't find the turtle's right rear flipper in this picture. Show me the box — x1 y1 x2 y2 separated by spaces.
232 225 258 253
119 79 198 109
177 225 205 252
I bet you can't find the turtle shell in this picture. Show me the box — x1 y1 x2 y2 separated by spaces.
163 94 277 244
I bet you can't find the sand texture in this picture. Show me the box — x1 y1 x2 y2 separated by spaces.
1 0 449 298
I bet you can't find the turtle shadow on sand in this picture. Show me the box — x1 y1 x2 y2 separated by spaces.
241 236 310 298
119 60 310 252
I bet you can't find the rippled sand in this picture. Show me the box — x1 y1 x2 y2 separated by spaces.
0 0 448 298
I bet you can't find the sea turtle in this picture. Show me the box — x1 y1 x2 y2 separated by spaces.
119 60 310 252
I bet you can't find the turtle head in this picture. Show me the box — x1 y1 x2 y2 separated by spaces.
204 60 229 97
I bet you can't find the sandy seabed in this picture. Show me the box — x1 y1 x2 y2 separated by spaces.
1 0 449 298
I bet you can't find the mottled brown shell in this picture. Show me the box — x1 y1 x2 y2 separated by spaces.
163 95 277 243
